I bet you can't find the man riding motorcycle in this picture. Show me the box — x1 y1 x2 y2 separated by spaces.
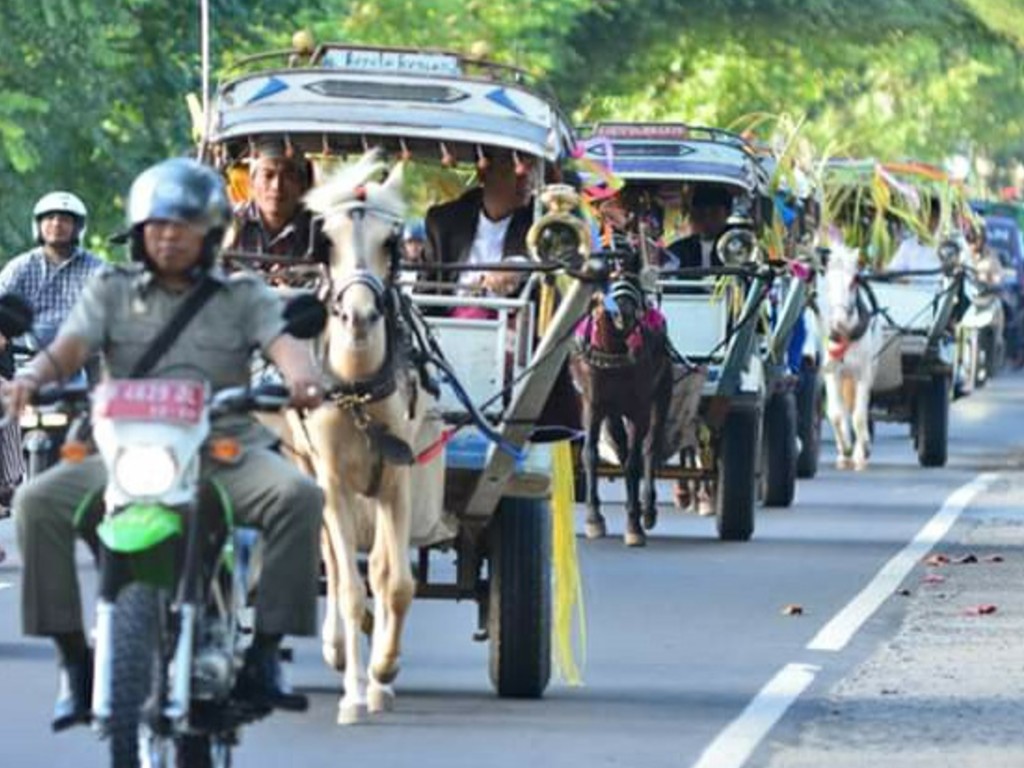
0 191 103 524
2 158 325 732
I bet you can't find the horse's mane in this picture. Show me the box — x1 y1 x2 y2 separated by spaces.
304 149 406 226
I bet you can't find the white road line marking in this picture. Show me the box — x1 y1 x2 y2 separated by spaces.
0 581 12 591
690 662 820 768
807 472 997 652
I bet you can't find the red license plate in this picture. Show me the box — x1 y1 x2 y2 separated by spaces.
95 379 207 424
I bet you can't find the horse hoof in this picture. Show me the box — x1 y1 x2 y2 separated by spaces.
322 642 346 672
853 460 868 472
337 700 368 726
368 682 395 714
836 457 853 470
585 519 606 539
641 511 657 531
624 531 646 547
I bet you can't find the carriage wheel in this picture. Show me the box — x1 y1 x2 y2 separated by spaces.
487 497 551 698
761 392 797 507
795 368 822 479
716 406 759 541
916 373 949 468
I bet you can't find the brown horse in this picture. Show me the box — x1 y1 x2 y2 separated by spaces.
296 152 448 724
570 276 673 546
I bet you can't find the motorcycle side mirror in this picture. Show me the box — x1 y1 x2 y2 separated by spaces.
0 293 34 338
282 294 327 339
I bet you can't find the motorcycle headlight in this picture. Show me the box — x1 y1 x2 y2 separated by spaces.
716 228 758 266
114 446 178 497
19 408 40 430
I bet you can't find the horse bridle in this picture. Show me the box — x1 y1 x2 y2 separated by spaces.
322 202 405 404
829 274 873 345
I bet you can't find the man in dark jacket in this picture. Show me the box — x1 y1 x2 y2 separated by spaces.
425 151 535 296
667 184 734 269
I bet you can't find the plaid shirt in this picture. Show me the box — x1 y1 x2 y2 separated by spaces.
226 202 329 263
0 246 104 344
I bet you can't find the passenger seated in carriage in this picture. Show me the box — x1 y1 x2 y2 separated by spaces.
224 138 331 265
887 197 943 275
666 184 734 269
424 149 535 302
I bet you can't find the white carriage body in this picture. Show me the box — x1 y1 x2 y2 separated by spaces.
410 293 536 420
869 279 953 392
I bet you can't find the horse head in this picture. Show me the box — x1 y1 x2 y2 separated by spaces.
304 151 407 381
304 149 407 282
823 241 863 341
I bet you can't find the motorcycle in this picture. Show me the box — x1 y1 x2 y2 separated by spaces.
4 293 325 768
11 339 87 479
957 264 1006 392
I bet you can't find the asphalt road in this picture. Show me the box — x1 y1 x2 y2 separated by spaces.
1 372 1021 768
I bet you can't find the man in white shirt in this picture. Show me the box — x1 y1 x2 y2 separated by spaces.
888 199 942 273
425 151 536 297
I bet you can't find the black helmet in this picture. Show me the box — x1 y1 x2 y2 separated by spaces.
126 158 231 267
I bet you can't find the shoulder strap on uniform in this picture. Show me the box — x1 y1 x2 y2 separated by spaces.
130 275 222 378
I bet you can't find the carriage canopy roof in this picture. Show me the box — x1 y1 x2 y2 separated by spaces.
207 44 575 164
576 122 769 193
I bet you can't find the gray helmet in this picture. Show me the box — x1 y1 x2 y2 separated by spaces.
126 158 230 266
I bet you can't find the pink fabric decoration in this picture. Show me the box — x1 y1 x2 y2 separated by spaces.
451 306 497 320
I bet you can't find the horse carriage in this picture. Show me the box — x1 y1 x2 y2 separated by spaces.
574 122 816 541
204 42 592 717
822 159 969 468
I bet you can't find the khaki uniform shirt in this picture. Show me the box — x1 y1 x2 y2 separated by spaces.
60 263 286 443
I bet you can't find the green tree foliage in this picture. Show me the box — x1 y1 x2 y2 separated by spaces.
2 0 1023 259
0 0 321 260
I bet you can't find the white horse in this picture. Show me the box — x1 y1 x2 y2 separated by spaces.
821 241 881 470
298 152 446 723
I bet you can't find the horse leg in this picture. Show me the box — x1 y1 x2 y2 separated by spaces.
623 423 646 548
583 408 606 539
320 526 345 672
674 449 693 510
851 377 872 471
322 486 370 725
642 381 668 530
824 370 852 468
368 474 415 711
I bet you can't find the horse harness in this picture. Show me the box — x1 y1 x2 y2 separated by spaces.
828 276 876 362
312 201 434 497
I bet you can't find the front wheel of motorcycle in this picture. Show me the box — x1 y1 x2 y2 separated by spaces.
108 583 160 768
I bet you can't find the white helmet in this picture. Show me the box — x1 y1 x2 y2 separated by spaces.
32 191 88 244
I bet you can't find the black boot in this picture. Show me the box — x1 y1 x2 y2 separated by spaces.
233 644 307 713
52 654 92 732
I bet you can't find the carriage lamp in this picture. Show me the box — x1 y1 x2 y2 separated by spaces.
527 184 591 263
716 227 758 266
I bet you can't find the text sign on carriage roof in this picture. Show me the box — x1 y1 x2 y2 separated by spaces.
593 124 691 140
321 49 462 77
95 379 206 425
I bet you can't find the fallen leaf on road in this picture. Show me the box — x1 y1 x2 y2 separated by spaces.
922 573 946 584
924 554 950 567
898 589 912 597
781 604 804 616
965 604 998 616
954 554 979 565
